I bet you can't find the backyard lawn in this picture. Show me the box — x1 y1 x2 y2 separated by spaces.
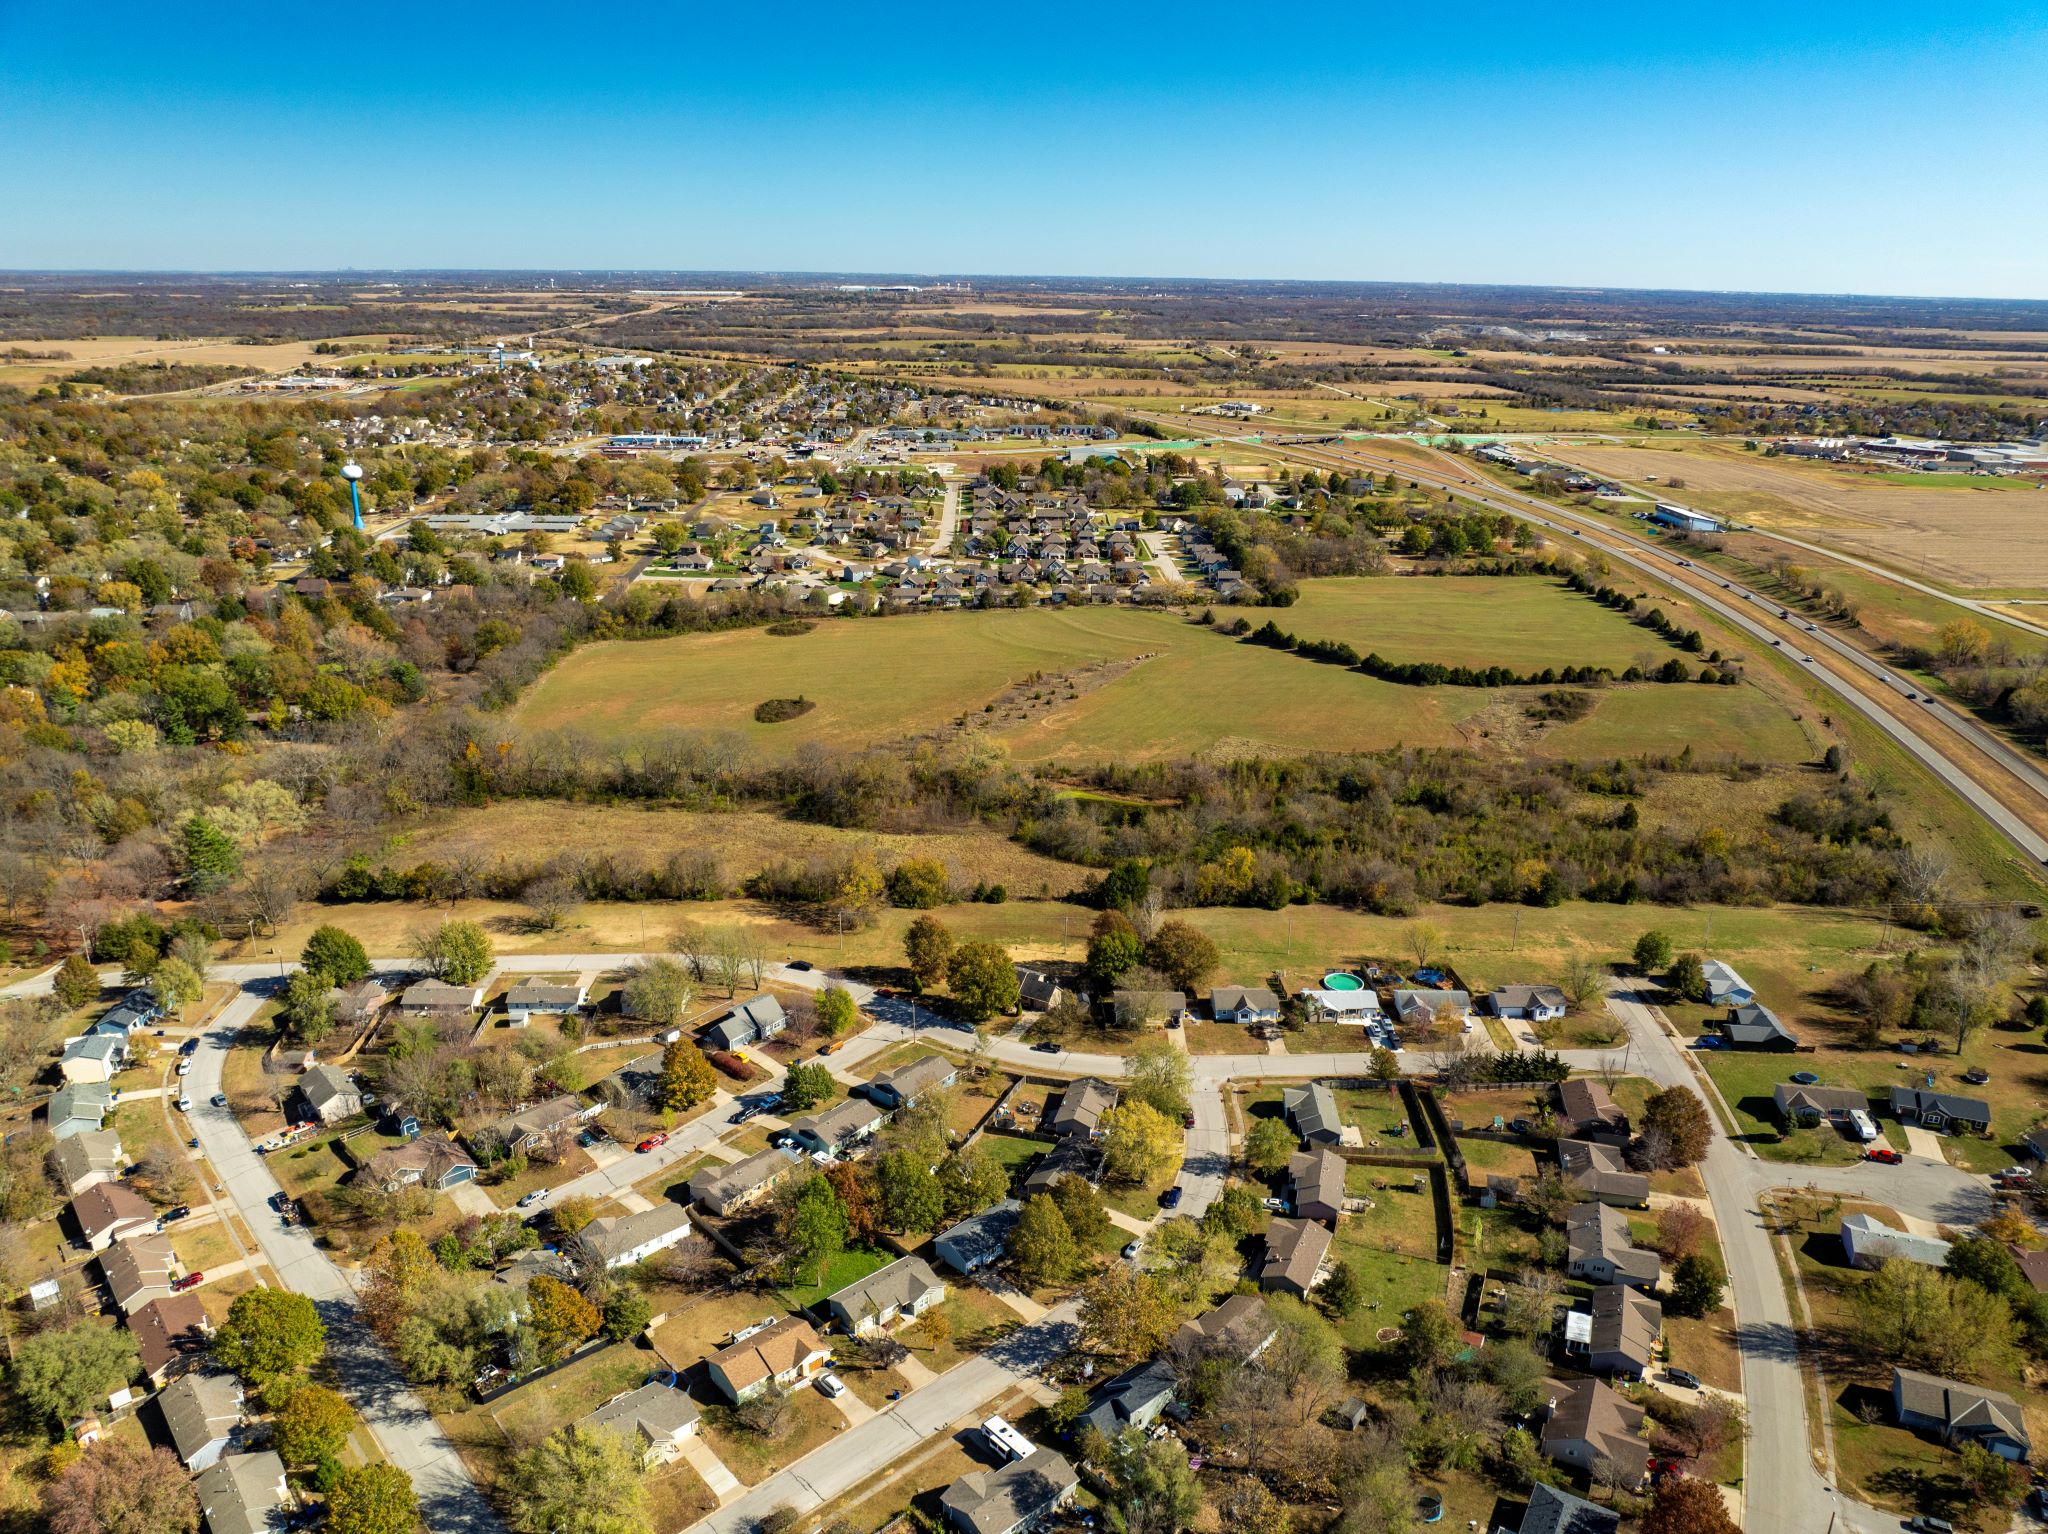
777 1246 894 1313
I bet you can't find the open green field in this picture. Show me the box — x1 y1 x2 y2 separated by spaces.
1285 575 1693 672
513 603 1813 766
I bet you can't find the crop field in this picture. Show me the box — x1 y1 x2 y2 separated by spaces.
0 333 388 387
513 603 1812 767
1542 439 2048 590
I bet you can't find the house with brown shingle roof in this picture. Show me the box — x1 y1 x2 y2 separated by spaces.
705 1316 830 1403
71 1182 158 1252
1540 1376 1650 1488
355 1133 477 1194
48 1129 126 1197
1258 1217 1332 1298
132 1293 214 1387
1555 1078 1629 1142
100 1231 179 1314
1287 1147 1347 1225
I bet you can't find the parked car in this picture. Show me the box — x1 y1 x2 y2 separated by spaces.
637 1134 669 1153
210 1094 227 1108
517 1190 548 1208
159 1205 191 1224
1664 1368 1701 1390
577 1128 609 1148
1159 1186 1183 1210
729 1105 758 1125
1865 1147 1903 1165
1906 1517 1956 1534
175 1060 192 1076
269 1191 291 1212
179 1039 199 1056
172 1272 203 1292
1993 1167 2034 1189
818 1038 844 1055
816 1372 845 1397
788 960 813 972
175 1096 192 1113
1182 1111 1196 1128
1122 1240 1142 1261
1165 1015 1181 1029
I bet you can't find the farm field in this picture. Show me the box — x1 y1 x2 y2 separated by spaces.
513 603 1814 767
0 333 388 387
1542 438 2048 590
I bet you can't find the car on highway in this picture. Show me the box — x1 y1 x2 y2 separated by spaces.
1806 623 1818 632
1159 1186 1183 1210
1864 1147 1903 1164
172 1272 204 1292
518 1189 548 1207
636 1133 669 1153
1664 1368 1701 1390
210 1094 227 1107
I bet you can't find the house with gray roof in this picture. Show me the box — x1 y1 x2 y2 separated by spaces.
1584 1285 1662 1379
1888 1086 1991 1134
400 979 484 1015
504 980 587 1024
1077 1358 1177 1441
1392 989 1471 1028
1014 967 1064 1012
1840 1212 1951 1270
1556 1140 1649 1209
156 1371 244 1470
1700 960 1754 1005
1517 1482 1620 1534
1281 1081 1340 1145
1565 1203 1660 1289
935 1200 1020 1273
577 1382 700 1467
47 1128 125 1196
1490 984 1567 1023
701 993 788 1051
1048 1077 1117 1139
687 1146 801 1215
356 1133 477 1194
1718 1003 1799 1051
1773 1082 1870 1127
1287 1147 1347 1225
47 1080 113 1139
941 1448 1079 1534
787 1098 883 1157
1174 1294 1276 1363
474 1092 601 1155
865 1054 957 1110
825 1255 946 1335
572 1204 692 1270
1209 984 1281 1024
296 1063 362 1124
1540 1376 1650 1489
1892 1367 2030 1460
194 1450 288 1534
60 1032 126 1084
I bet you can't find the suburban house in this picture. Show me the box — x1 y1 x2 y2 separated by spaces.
1539 1377 1650 1489
1516 1482 1620 1534
941 1448 1080 1534
1210 984 1281 1025
1175 1294 1277 1364
576 1382 701 1468
1555 1140 1649 1209
132 1293 213 1387
194 1450 288 1534
1772 1082 1870 1128
355 1134 478 1194
1490 984 1568 1023
1718 1003 1799 1051
1555 1078 1629 1142
1259 1217 1333 1298
296 1063 363 1124
1077 1358 1178 1441
786 1098 883 1158
504 980 587 1024
1287 1147 1348 1225
1891 1367 2031 1460
1840 1212 1952 1270
572 1205 693 1270
705 1316 831 1403
476 1093 602 1154
47 1128 125 1196
865 1054 958 1111
701 993 788 1051
47 1080 114 1139
1575 1285 1662 1379
1014 966 1064 1011
1888 1086 1992 1134
1298 988 1384 1025
157 1371 244 1470
935 1201 1022 1273
399 979 484 1015
1282 1081 1341 1146
594 1053 665 1111
100 1231 179 1313
1392 988 1471 1029
70 1182 157 1252
1021 1138 1101 1199
92 991 162 1036
687 1146 801 1215
59 1032 126 1084
1110 989 1190 1028
1700 961 1755 1006
1048 1078 1118 1139
825 1255 947 1335
1565 1203 1660 1290
2022 1126 2048 1162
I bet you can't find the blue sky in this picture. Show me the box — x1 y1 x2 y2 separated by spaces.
5 2 2046 298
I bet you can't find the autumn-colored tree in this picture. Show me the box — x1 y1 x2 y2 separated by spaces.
1011 1193 1082 1288
1080 1266 1176 1361
1244 1115 1296 1176
1638 1474 1741 1534
528 1273 603 1362
1099 1100 1182 1185
551 1195 598 1235
903 915 954 994
824 1160 882 1244
53 953 101 1009
911 1305 951 1351
656 1038 716 1112
946 940 1020 1022
273 1382 359 1467
1640 1085 1713 1167
43 1440 198 1534
212 1288 325 1392
327 1463 421 1534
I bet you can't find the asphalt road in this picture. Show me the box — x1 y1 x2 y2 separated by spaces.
186 986 511 1534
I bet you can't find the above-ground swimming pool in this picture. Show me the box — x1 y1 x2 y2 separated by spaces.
1322 971 1364 990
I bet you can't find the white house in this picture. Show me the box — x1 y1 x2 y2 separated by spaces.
571 1205 692 1270
1209 985 1281 1025
1700 961 1754 1006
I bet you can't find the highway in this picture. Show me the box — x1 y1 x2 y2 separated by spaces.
1186 423 2048 867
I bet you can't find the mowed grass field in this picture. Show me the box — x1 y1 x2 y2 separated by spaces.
515 600 1813 766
